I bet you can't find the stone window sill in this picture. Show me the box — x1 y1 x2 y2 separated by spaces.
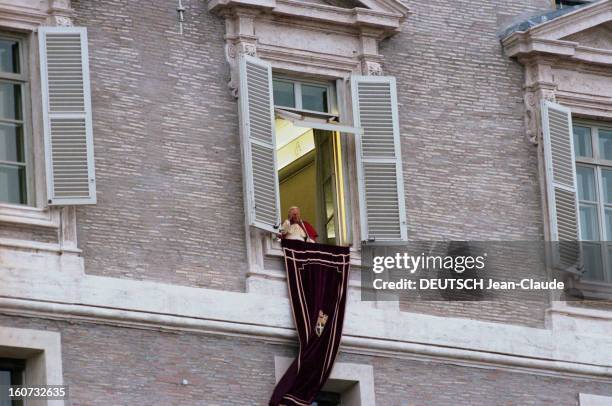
568 277 612 300
0 203 59 228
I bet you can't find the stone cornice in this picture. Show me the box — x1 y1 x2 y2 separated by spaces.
208 0 409 36
526 0 612 41
556 90 612 119
502 0 612 66
0 3 47 31
1 269 612 380
504 36 612 66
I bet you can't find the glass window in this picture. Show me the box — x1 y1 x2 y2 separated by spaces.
573 126 592 158
273 80 295 108
602 169 612 204
0 123 24 162
579 204 599 241
0 37 27 206
0 165 26 204
582 243 604 281
574 123 612 282
0 82 22 121
577 166 596 201
272 77 333 114
0 39 19 74
600 130 612 161
301 84 328 112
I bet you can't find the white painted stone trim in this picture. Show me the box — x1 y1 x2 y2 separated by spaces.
579 393 612 406
0 1 47 31
0 203 59 228
0 326 64 406
274 356 376 406
1 268 612 380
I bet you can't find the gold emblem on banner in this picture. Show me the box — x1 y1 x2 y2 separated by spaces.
315 310 329 337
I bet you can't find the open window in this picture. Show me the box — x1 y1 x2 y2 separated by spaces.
238 54 408 246
273 77 349 245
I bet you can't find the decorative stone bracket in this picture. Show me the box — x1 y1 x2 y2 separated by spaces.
522 59 557 146
226 40 258 98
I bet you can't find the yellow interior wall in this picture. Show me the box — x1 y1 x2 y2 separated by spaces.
279 160 317 227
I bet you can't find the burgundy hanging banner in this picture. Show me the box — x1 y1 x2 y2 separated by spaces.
269 239 351 406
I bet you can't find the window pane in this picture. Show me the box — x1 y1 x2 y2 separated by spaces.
0 122 24 162
600 130 612 160
0 370 9 386
602 169 612 204
0 39 19 74
605 208 612 242
273 80 295 108
324 180 334 219
573 126 592 158
579 203 599 241
582 242 604 281
0 164 26 204
0 82 22 121
608 245 612 282
302 84 328 112
576 166 596 202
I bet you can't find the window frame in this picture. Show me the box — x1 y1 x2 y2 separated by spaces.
274 356 376 405
273 75 337 117
574 120 612 283
0 327 65 406
0 32 34 207
272 74 352 246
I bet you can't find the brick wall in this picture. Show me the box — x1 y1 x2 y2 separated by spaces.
71 0 248 291
380 0 553 324
70 0 565 324
385 0 550 241
1 315 611 405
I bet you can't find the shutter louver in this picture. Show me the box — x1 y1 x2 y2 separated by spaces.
39 27 96 205
541 100 581 273
238 55 280 232
352 76 408 242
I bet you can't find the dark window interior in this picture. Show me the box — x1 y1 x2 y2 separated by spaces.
312 391 342 406
0 358 24 406
555 0 589 9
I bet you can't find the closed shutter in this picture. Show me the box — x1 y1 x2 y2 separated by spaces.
351 76 407 242
238 55 280 232
541 100 581 272
39 27 96 205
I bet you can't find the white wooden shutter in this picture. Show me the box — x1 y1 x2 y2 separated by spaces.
352 76 408 242
39 27 96 205
541 100 581 272
238 55 280 232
